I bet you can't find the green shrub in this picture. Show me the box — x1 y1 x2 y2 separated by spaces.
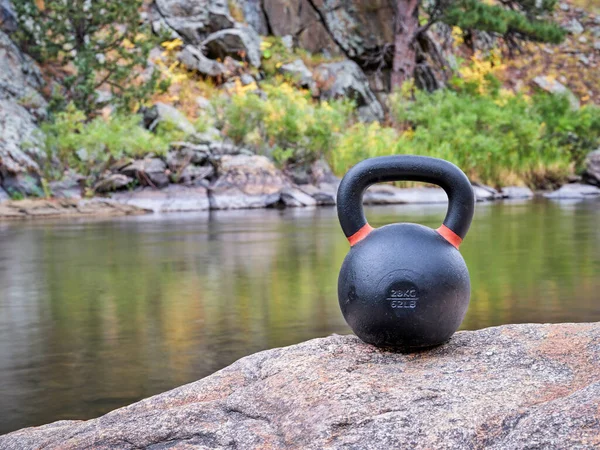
329 89 595 188
42 104 181 177
216 80 353 166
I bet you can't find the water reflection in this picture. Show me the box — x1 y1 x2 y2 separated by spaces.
0 199 599 433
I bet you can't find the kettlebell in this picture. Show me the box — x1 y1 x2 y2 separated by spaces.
337 155 475 349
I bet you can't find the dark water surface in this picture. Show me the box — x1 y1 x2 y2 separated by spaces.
1 199 599 433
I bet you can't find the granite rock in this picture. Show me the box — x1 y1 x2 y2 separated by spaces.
2 323 600 449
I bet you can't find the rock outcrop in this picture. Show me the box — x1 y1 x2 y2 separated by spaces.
2 322 599 449
313 60 384 122
0 30 47 196
0 198 147 219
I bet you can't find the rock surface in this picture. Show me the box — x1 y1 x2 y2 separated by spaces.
202 25 262 68
0 30 47 195
153 0 234 44
112 185 210 212
0 198 147 219
3 322 600 449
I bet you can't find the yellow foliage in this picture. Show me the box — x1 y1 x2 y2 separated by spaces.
161 39 184 51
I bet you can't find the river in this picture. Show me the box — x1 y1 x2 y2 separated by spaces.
1 199 599 434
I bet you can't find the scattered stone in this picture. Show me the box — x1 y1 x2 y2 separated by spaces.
93 174 134 193
564 18 584 35
314 60 384 122
532 76 580 110
5 323 600 449
178 45 228 77
594 41 600 51
559 2 569 11
583 149 600 186
120 158 170 188
578 54 590 65
279 59 314 89
579 36 588 44
202 26 262 68
142 102 196 135
544 183 600 199
153 0 234 44
500 186 535 199
279 187 317 207
0 198 146 220
112 185 210 212
209 154 287 209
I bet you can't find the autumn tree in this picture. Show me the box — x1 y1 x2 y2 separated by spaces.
391 0 566 88
13 0 164 117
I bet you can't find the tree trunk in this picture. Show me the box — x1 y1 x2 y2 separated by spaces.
391 0 419 90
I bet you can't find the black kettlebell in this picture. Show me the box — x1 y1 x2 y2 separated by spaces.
337 155 475 350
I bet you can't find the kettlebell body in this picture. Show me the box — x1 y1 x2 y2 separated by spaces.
337 156 475 350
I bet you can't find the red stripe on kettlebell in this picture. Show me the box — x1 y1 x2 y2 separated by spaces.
348 223 374 246
436 225 462 249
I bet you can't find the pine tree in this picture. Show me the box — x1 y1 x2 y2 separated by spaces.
13 0 164 117
392 0 566 88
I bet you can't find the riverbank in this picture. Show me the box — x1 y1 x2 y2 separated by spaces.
2 154 599 220
2 322 598 448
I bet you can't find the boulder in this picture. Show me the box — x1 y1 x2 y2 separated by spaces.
48 171 85 199
153 0 234 44
202 26 262 68
120 158 170 188
178 45 228 77
583 149 600 186
279 187 317 207
166 143 211 169
142 102 196 135
532 76 580 110
209 154 287 209
279 59 315 89
3 323 600 448
112 185 210 212
544 183 600 199
298 184 336 205
93 174 134 193
176 164 214 185
314 60 384 122
472 183 503 201
500 186 535 199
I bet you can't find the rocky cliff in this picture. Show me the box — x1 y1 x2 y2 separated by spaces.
1 322 599 449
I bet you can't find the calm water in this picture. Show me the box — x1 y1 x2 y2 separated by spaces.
1 199 599 434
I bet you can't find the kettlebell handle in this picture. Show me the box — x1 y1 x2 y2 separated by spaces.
337 155 475 248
